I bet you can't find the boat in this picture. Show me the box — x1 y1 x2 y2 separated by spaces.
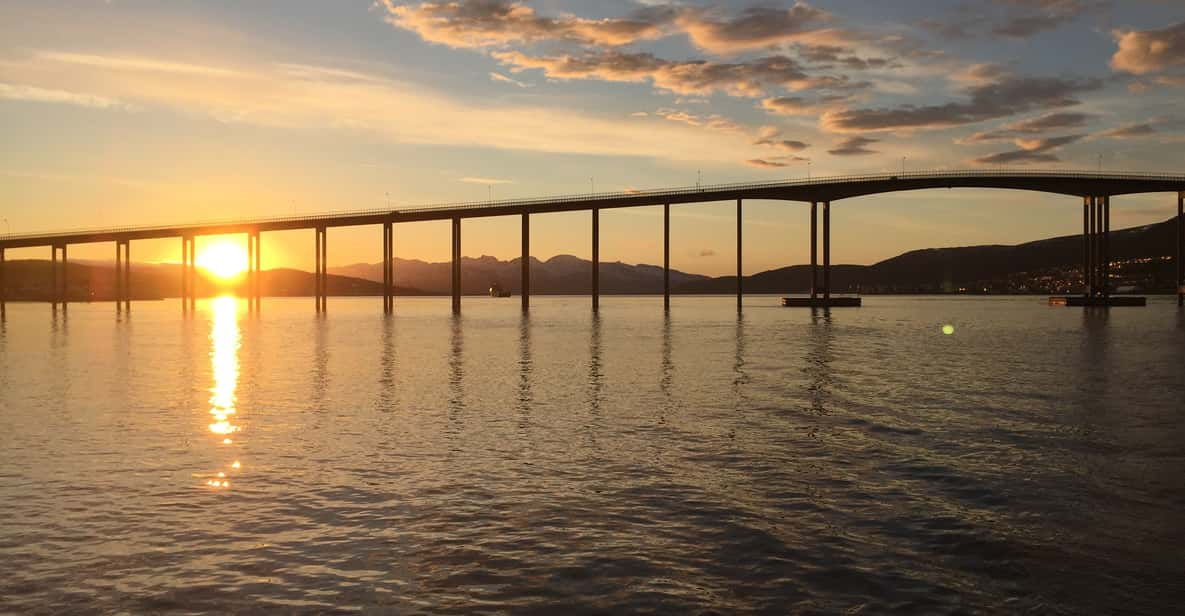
489 282 512 298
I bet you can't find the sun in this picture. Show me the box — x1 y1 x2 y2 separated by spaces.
196 240 248 280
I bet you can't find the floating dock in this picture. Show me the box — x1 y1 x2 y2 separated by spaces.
781 297 862 307
1048 296 1147 307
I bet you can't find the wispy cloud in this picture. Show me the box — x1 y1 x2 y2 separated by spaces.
828 136 879 156
460 177 514 184
972 134 1084 165
0 82 133 110
489 72 529 88
37 51 243 77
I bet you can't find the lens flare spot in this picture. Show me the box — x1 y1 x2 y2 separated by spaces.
942 324 955 335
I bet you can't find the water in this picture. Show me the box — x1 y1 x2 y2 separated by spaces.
1 296 1183 614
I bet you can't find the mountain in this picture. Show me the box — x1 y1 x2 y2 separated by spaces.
0 262 423 302
329 255 712 295
678 216 1181 294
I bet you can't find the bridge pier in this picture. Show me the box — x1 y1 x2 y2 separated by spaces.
115 241 126 310
592 208 599 312
664 203 670 311
315 227 327 313
810 202 818 299
1053 194 1144 306
1178 191 1183 307
823 201 831 301
451 217 461 314
53 244 68 310
246 232 260 313
0 246 5 318
383 222 393 313
521 213 529 311
736 199 742 311
784 200 859 307
181 236 196 312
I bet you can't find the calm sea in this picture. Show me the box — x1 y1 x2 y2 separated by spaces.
1 296 1183 614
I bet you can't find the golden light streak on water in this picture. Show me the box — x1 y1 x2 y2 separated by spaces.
205 295 242 489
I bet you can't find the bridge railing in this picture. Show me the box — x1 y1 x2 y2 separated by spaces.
3 169 1183 242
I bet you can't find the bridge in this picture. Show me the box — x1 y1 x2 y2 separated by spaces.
1 169 1183 314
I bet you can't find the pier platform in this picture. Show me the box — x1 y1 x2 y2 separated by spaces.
1048 296 1146 307
781 297 862 307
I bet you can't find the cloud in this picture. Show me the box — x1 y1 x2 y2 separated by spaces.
37 51 243 77
950 63 1010 86
760 94 847 116
0 82 132 110
828 136 879 156
655 108 740 131
1111 22 1185 75
958 111 1092 143
924 0 1102 41
493 50 856 97
9 51 773 164
489 71 529 87
745 158 789 168
752 126 809 151
972 133 1084 165
675 4 835 54
1099 123 1156 139
460 176 514 184
380 0 673 48
822 74 1101 132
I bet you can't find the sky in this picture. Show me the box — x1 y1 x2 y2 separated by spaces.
1 0 1184 275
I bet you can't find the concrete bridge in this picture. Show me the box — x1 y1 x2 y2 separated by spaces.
2 169 1183 314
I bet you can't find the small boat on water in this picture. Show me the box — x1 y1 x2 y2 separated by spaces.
489 282 512 298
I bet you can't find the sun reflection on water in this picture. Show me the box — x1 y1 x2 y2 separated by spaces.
205 295 243 489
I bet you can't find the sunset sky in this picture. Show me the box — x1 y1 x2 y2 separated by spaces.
2 1 1183 275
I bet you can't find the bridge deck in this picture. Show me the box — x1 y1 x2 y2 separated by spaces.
2 169 1184 249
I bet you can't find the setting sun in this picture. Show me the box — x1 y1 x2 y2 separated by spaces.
196 241 248 279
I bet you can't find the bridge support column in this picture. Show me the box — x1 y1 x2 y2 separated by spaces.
822 201 831 301
180 237 187 312
1094 196 1103 297
1082 197 1090 297
736 199 742 311
1103 196 1110 299
256 232 263 310
189 237 196 312
663 203 670 311
451 217 461 314
592 208 599 312
521 214 529 311
1053 194 1143 307
0 246 5 318
51 244 68 310
315 227 327 313
1178 191 1183 307
810 202 818 299
246 232 258 313
383 222 393 313
1090 196 1099 296
115 241 124 310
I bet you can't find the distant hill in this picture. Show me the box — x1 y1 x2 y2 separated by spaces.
1 217 1179 301
0 261 423 302
679 216 1182 294
330 255 712 295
